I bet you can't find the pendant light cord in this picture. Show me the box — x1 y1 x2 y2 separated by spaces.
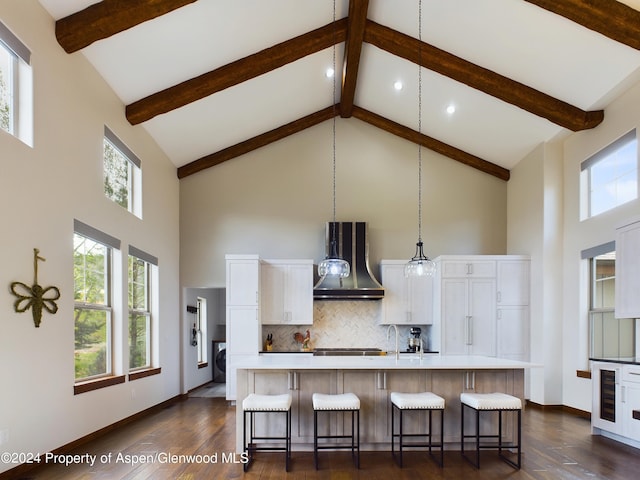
332 0 337 225
417 0 423 244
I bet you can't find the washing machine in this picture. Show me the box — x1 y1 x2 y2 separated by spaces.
212 340 226 383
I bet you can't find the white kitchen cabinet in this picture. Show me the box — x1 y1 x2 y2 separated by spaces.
226 254 260 307
260 260 313 325
497 306 529 360
225 254 261 400
616 218 640 318
436 255 529 360
379 260 434 325
441 277 496 356
440 259 496 278
623 365 640 442
592 362 624 436
496 259 530 306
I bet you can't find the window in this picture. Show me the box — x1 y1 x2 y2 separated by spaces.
584 243 635 359
196 297 207 365
74 220 120 382
128 246 157 371
581 130 638 219
104 126 142 218
0 20 32 145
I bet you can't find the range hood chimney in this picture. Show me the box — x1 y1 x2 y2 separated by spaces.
314 222 384 300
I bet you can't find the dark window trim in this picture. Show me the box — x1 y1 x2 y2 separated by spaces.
129 367 161 381
74 375 125 395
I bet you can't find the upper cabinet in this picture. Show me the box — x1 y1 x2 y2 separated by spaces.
261 260 314 325
496 259 530 306
226 255 260 306
379 260 434 325
616 218 640 319
440 259 496 278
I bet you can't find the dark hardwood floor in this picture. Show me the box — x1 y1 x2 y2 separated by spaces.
5 396 640 479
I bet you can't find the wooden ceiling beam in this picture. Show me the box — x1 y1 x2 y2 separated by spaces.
127 19 347 125
339 0 369 117
177 106 338 179
364 20 603 132
352 106 510 181
525 0 640 50
55 0 197 54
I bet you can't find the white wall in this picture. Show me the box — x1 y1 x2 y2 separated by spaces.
561 79 640 411
0 2 180 473
180 118 508 288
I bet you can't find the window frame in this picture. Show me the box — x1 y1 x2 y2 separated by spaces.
128 253 151 371
581 129 638 220
73 220 121 386
73 234 114 382
127 245 158 375
0 20 31 143
103 126 142 218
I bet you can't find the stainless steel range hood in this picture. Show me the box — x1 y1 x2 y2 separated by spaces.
313 222 384 300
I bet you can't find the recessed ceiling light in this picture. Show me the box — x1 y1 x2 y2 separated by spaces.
394 81 403 91
326 67 335 78
446 104 456 114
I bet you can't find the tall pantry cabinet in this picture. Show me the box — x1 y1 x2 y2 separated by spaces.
225 254 261 401
436 255 530 360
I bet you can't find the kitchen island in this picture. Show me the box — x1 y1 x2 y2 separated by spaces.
234 354 535 453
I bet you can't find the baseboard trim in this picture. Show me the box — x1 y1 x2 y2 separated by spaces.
0 394 186 480
526 400 591 420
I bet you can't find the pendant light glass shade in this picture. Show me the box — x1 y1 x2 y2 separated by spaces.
405 241 436 277
405 0 435 278
318 0 350 279
318 239 351 278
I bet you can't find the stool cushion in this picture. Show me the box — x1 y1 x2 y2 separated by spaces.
312 393 360 410
460 392 522 410
243 393 292 411
390 391 445 409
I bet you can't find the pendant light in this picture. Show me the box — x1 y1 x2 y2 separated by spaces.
318 0 350 279
405 0 436 278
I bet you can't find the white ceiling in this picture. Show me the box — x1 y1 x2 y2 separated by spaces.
38 0 640 173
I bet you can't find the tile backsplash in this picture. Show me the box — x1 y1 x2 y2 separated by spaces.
263 301 433 352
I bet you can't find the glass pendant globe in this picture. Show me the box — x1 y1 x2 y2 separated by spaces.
318 257 350 278
404 241 436 277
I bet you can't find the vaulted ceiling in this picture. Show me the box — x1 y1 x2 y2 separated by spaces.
38 0 640 181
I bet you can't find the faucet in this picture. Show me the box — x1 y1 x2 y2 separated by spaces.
419 336 426 361
387 324 399 360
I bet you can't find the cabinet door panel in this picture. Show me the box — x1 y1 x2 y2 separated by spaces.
260 263 285 324
497 260 529 305
287 264 313 324
227 261 259 306
616 221 640 318
497 307 529 359
468 279 496 357
442 279 468 355
623 385 640 441
381 263 409 324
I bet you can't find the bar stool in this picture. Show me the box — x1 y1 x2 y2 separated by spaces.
312 392 360 469
242 393 292 472
390 391 445 467
460 392 522 469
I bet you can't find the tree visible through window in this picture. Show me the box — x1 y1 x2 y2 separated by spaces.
104 139 131 210
74 234 112 380
0 41 13 133
129 254 151 370
103 127 142 217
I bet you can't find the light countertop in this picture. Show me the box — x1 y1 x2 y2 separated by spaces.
235 354 539 370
